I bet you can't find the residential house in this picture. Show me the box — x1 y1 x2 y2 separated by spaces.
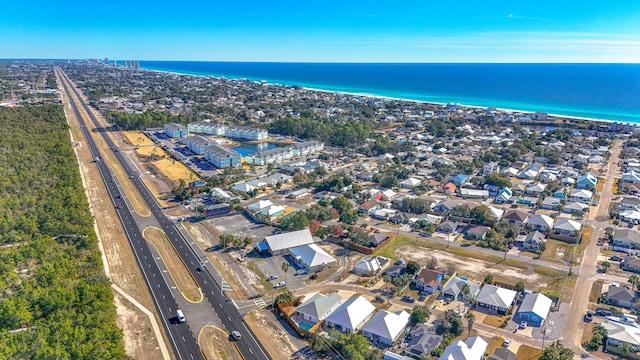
576 173 598 189
450 174 469 186
620 210 640 225
294 292 343 324
437 221 459 234
612 229 640 249
358 200 379 214
441 182 457 195
361 310 411 346
515 231 545 252
460 189 489 199
404 324 443 359
525 183 546 197
368 233 390 248
353 256 389 277
373 209 397 220
494 188 513 204
390 212 412 224
384 261 408 278
289 244 337 272
476 285 517 314
540 172 557 184
465 226 491 240
553 218 582 237
516 293 553 327
401 177 422 189
518 163 544 180
607 286 638 309
619 197 640 211
502 209 530 226
623 170 640 184
163 123 188 138
482 162 501 176
413 269 445 294
540 197 561 210
441 278 481 302
325 296 376 334
622 256 640 273
563 202 589 215
525 214 554 232
438 336 488 360
489 348 519 360
569 189 593 204
382 189 397 201
602 317 640 351
488 206 505 221
432 199 465 214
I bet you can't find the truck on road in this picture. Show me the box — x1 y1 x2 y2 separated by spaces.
176 309 185 323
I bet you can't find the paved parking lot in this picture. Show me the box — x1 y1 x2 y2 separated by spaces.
207 214 276 244
253 253 308 290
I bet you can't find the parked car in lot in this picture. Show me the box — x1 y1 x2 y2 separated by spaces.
596 308 613 317
296 268 308 275
584 312 593 322
374 295 385 303
610 256 623 262
418 294 427 301
519 321 528 329
273 281 286 288
401 296 415 303
267 275 278 281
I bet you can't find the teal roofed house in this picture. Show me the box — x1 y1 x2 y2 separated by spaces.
451 174 468 185
576 173 598 190
494 188 512 204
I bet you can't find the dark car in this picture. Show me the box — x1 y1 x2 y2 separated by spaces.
418 294 427 301
610 256 623 262
584 312 593 322
596 308 613 317
401 296 415 303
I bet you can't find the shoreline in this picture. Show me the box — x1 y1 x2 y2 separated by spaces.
141 66 634 126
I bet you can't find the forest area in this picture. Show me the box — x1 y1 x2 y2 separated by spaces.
0 105 127 359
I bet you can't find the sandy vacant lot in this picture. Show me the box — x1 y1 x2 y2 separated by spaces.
198 325 243 360
245 309 300 360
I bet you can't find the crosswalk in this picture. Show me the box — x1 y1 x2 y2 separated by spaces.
220 279 232 292
253 298 267 308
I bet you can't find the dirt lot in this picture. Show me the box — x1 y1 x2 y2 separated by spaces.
143 227 203 302
245 309 301 360
113 290 164 360
59 74 169 359
135 146 198 183
395 245 547 288
122 130 156 146
198 325 243 360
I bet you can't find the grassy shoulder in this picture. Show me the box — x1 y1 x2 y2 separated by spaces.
143 227 203 303
198 325 244 360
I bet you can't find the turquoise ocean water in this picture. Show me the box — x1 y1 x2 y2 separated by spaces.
139 62 640 123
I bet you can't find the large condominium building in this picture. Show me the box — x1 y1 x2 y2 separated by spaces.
245 147 294 165
203 144 242 168
225 126 268 141
163 123 189 138
290 141 325 156
187 135 217 155
187 120 226 135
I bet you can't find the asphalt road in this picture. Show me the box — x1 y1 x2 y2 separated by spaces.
57 68 270 360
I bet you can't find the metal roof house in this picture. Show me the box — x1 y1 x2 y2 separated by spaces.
325 296 376 334
262 228 315 255
294 292 343 324
361 310 410 346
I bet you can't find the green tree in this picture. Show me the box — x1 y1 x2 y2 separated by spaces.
483 274 494 284
539 341 574 360
617 343 634 359
465 312 476 336
470 205 495 226
601 261 611 273
485 174 512 189
406 261 421 275
461 283 471 300
410 305 431 325
538 241 547 256
629 274 640 290
279 212 310 231
340 210 358 225
515 282 525 293
281 262 290 287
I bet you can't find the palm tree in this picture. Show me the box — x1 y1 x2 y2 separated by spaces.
465 312 476 336
461 283 471 302
601 261 611 273
593 324 608 338
617 343 634 360
629 275 640 290
281 262 290 287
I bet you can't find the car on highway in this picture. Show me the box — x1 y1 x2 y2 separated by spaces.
115 205 122 209
273 281 286 288
267 275 278 281
197 264 205 272
231 331 242 341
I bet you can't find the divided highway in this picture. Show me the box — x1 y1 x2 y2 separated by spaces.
56 68 270 360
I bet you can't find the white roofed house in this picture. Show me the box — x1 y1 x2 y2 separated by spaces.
620 210 640 225
602 317 640 352
247 199 273 213
294 292 342 324
475 284 517 315
552 218 582 239
611 229 640 250
361 310 410 346
524 183 546 197
563 201 589 215
623 170 640 184
400 177 422 189
289 244 337 272
325 296 376 334
525 214 554 232
540 197 561 210
569 189 593 204
353 256 390 277
516 293 553 327
187 135 216 155
438 336 488 360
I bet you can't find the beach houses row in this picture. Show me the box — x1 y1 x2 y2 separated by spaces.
188 120 268 140
244 141 325 165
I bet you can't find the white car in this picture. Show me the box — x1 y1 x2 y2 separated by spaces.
267 275 278 281
273 281 286 288
502 338 511 347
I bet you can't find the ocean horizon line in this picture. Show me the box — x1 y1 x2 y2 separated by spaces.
137 61 640 124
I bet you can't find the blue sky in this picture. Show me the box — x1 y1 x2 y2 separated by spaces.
1 0 639 62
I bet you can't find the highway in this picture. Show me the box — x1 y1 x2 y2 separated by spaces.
56 68 270 360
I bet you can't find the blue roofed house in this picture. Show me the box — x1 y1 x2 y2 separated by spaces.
516 293 553 327
451 174 469 186
576 173 598 190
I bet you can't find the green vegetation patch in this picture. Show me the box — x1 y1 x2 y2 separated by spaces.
0 105 127 359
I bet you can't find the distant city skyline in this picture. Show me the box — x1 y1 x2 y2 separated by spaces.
1 0 639 62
